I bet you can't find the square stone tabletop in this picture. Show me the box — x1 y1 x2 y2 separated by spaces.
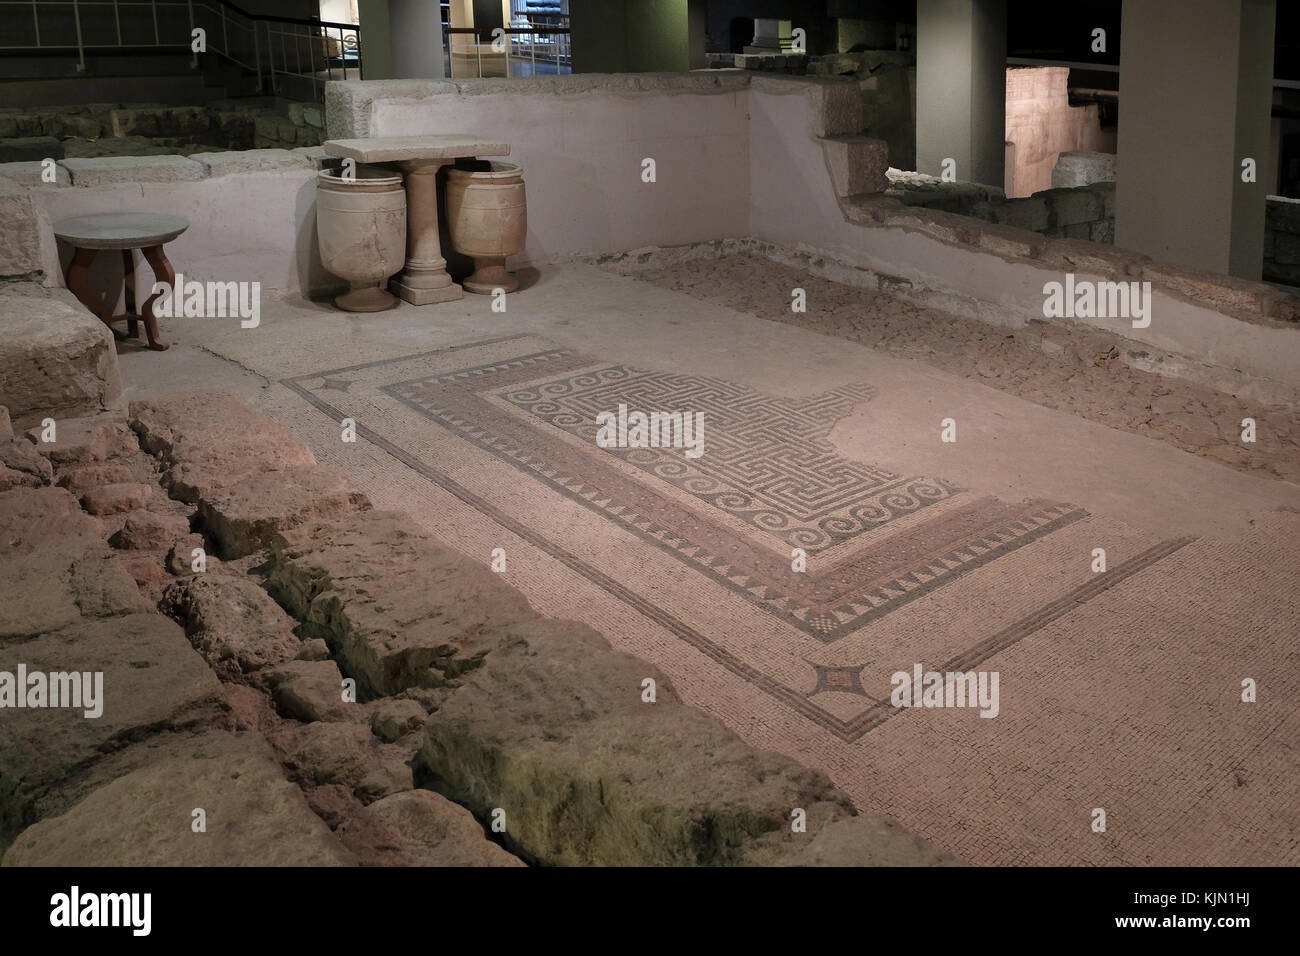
322 135 510 163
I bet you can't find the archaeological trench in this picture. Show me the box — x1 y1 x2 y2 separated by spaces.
1 45 1298 872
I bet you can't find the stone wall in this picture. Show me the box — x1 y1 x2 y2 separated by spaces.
1004 67 1110 198
326 74 755 260
707 52 809 74
808 49 916 172
2 72 1295 403
1052 150 1118 188
887 171 1115 244
0 146 331 297
0 386 962 866
745 80 1300 405
0 101 325 163
1264 196 1300 287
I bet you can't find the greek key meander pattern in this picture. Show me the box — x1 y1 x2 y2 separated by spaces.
499 364 959 551
383 349 1085 641
282 338 1191 740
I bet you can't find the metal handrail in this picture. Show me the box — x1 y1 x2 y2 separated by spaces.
445 23 571 78
0 0 362 98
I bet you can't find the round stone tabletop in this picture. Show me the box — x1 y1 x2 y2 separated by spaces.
53 212 189 250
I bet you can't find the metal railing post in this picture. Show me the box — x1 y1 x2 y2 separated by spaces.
253 17 262 90
152 0 160 46
113 0 121 46
72 0 85 71
187 0 197 69
31 1 40 48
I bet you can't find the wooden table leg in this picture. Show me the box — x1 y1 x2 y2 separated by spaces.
140 244 173 351
121 248 140 339
64 247 112 327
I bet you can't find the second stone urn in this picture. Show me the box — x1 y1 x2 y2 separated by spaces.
316 165 407 312
445 161 527 294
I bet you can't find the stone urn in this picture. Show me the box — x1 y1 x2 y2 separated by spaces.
445 161 527 294
316 165 407 312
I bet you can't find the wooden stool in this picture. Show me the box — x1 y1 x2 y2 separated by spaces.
54 212 190 352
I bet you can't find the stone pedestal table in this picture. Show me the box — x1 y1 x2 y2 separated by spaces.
53 212 189 352
323 136 510 306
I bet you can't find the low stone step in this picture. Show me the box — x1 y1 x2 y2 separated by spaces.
2 730 354 866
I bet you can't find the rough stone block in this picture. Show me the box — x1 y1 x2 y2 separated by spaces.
0 136 62 163
1001 196 1049 233
0 160 70 187
56 461 135 493
1274 232 1300 266
24 412 130 465
0 439 53 487
198 464 371 558
80 482 155 515
163 572 300 679
0 179 40 276
370 698 427 743
266 512 534 697
269 721 409 795
264 659 353 722
0 487 148 639
841 194 906 226
293 145 330 167
0 613 224 847
822 135 889 197
1051 150 1117 188
419 619 956 866
109 510 192 550
59 154 206 186
1036 187 1102 226
1265 196 1300 233
1091 180 1116 219
753 75 861 137
0 288 125 425
2 730 354 865
109 106 210 138
1089 219 1115 244
338 790 523 867
189 148 312 176
129 390 316 502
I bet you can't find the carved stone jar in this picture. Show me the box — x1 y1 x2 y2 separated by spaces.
316 165 407 312
445 162 527 294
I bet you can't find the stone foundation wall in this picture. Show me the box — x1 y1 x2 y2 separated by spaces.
0 146 332 297
1 73 1294 402
0 101 325 163
1264 196 1300 286
707 52 809 74
887 172 1116 244
0 387 962 866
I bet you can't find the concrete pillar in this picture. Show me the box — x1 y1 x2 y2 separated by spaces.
744 20 793 54
915 0 1006 189
1116 0 1276 279
356 0 446 80
570 0 706 73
